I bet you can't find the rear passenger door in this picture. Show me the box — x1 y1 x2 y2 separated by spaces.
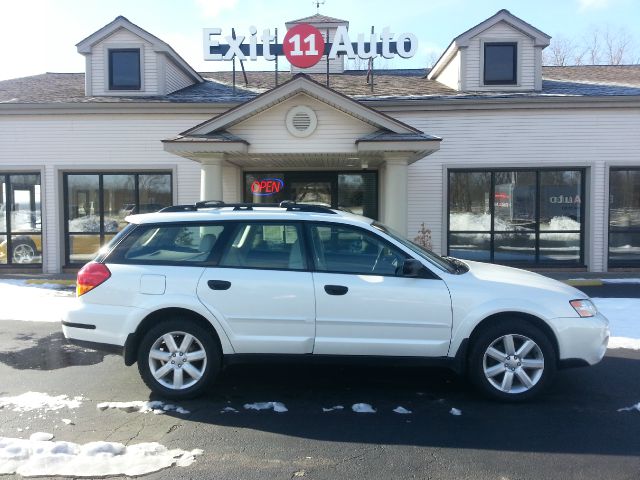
196 221 316 354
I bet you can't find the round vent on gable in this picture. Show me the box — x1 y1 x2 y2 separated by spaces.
285 106 317 138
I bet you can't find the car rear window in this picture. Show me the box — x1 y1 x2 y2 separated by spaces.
107 223 226 265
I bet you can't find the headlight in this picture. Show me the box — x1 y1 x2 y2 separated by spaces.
570 299 597 317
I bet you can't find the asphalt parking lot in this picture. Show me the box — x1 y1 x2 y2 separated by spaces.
0 304 639 480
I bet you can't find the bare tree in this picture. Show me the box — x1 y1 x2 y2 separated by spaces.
543 36 582 66
544 25 638 66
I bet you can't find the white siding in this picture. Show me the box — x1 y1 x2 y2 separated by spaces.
290 28 345 74
464 21 536 91
436 51 461 91
165 59 195 94
0 114 212 272
90 28 159 95
389 107 640 272
228 93 377 153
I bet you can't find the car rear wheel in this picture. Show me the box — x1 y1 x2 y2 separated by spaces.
469 320 556 402
137 319 220 400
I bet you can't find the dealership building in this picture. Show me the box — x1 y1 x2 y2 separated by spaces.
0 9 639 273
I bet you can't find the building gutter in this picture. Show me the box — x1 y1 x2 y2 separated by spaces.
0 94 639 115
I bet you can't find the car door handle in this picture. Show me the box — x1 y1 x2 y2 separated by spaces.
324 285 348 296
208 280 231 290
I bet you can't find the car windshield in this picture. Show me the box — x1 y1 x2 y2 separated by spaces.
371 221 462 274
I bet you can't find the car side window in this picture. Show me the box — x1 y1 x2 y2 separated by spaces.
309 224 407 275
218 223 306 270
112 224 225 264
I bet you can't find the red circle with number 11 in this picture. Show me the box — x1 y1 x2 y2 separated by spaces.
283 23 325 68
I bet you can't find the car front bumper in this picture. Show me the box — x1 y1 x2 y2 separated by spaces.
549 312 610 366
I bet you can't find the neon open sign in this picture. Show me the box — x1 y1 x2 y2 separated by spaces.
251 178 285 196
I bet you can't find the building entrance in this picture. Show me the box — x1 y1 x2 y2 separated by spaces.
244 171 378 219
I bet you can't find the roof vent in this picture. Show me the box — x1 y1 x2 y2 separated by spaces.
286 106 317 138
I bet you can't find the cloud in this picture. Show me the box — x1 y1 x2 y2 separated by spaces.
577 0 612 11
195 0 239 19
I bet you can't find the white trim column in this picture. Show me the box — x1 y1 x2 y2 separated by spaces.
200 156 224 202
382 155 409 235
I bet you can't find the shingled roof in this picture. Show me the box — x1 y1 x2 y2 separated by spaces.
1 66 639 105
286 14 348 25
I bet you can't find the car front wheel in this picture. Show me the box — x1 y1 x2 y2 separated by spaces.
12 241 36 263
137 319 220 399
469 320 557 401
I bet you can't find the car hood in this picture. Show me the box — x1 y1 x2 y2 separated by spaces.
460 260 587 299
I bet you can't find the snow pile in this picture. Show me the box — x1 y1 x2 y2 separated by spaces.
97 401 190 415
540 216 581 232
593 298 640 350
243 402 288 413
449 408 462 416
28 432 53 442
393 406 412 414
449 213 491 232
352 403 376 413
0 436 202 477
322 406 344 412
0 281 75 322
617 402 640 413
0 392 83 412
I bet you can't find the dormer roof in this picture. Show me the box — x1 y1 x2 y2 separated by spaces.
428 9 551 81
76 16 203 84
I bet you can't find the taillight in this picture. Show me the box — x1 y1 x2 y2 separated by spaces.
76 262 111 297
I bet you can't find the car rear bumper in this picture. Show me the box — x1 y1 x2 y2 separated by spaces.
549 312 610 366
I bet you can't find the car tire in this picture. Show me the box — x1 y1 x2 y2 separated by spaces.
12 239 36 264
137 318 221 400
468 319 557 402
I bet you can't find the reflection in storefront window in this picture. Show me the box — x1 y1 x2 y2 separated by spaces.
64 172 172 265
609 169 640 266
448 170 584 265
0 173 42 266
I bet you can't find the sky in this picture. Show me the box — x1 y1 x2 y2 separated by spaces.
0 0 638 81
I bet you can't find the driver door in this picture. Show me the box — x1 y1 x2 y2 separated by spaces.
308 223 452 357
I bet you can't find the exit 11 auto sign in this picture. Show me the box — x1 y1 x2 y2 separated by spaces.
203 24 418 68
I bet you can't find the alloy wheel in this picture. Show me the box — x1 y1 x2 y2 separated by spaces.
482 333 545 394
148 331 208 390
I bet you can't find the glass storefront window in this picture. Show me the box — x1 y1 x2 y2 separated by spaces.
448 169 584 265
64 172 172 265
609 169 640 266
243 172 378 219
0 173 42 266
449 172 491 231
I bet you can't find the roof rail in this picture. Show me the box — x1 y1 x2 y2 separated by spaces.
159 200 337 214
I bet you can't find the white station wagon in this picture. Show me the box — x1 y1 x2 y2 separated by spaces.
62 201 609 401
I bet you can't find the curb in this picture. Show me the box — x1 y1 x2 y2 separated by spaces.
563 279 604 287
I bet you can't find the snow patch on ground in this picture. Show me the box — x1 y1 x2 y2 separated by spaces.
96 401 190 415
0 436 202 477
0 392 83 412
0 281 75 322
28 432 54 442
450 408 462 416
617 402 640 413
243 402 288 413
352 403 376 413
601 279 640 284
592 298 640 350
220 407 238 414
322 406 344 412
61 419 74 426
393 406 412 414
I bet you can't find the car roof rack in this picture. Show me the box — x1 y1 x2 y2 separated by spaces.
159 200 337 214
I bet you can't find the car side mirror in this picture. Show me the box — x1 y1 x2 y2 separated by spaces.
402 258 426 278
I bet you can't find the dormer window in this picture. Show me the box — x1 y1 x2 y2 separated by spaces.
108 48 141 90
483 42 517 85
